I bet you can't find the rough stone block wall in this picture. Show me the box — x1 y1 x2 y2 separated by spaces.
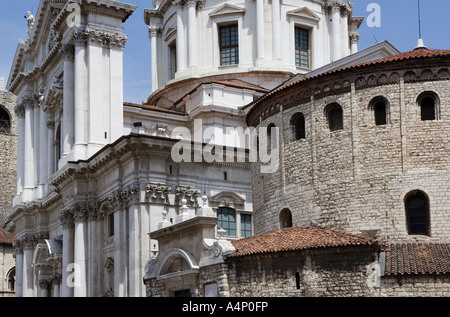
252 77 450 241
378 275 450 297
0 91 17 226
225 248 379 297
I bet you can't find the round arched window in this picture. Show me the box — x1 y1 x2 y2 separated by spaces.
325 103 343 131
280 208 293 229
417 91 439 121
405 190 430 236
0 106 11 134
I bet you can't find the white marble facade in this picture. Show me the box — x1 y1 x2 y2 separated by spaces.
6 0 365 297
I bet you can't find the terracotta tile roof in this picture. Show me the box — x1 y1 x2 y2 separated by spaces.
0 226 14 244
229 225 377 258
329 47 450 74
124 102 186 116
384 243 450 276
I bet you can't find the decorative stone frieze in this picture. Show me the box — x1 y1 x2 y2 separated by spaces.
146 183 171 204
175 186 200 205
70 27 129 50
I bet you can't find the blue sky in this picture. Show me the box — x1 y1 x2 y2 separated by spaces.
0 1 449 104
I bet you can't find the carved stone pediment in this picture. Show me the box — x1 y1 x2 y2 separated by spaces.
287 7 321 23
209 3 246 18
209 191 246 209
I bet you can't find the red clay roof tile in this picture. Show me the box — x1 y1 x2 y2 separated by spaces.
0 226 14 244
384 242 450 276
230 225 377 258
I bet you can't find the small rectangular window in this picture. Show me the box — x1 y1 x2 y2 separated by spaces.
295 27 309 69
109 213 115 237
169 42 177 79
219 25 239 66
217 207 236 236
241 214 252 238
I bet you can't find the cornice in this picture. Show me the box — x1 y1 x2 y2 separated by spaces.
8 41 62 93
247 54 450 127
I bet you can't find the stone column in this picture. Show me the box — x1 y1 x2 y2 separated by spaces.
73 32 88 161
149 26 160 93
112 196 127 297
62 45 75 159
52 278 61 297
22 237 35 297
13 241 24 297
87 202 100 297
330 5 342 62
23 97 35 202
187 0 197 70
73 206 88 297
255 0 265 61
48 254 62 297
39 279 50 298
86 33 107 158
272 0 281 60
350 33 359 54
38 108 48 197
33 103 40 192
174 0 187 73
109 34 127 144
123 186 143 297
60 210 74 297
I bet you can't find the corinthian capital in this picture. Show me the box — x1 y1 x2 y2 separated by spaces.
186 0 197 7
60 44 75 61
17 92 36 110
73 205 88 223
148 26 161 38
173 0 185 10
60 209 74 229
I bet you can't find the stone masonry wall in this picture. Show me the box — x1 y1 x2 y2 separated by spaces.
252 75 450 241
379 275 450 297
0 91 17 226
225 248 380 297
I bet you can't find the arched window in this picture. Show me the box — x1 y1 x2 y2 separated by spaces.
369 97 389 126
417 92 439 121
405 190 430 236
267 123 276 152
325 103 343 131
6 267 15 292
0 106 11 134
291 113 306 140
280 208 293 229
217 207 236 237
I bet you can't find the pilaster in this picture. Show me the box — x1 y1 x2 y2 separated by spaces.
60 209 74 297
73 205 88 297
61 44 75 161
